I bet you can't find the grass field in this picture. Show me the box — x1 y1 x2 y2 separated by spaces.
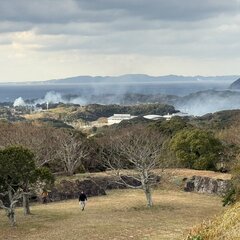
0 189 223 240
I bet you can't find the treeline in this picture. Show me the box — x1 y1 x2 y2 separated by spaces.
0 122 102 175
0 114 239 180
64 103 177 122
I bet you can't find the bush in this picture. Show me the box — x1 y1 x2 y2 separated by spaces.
185 202 240 240
223 157 240 205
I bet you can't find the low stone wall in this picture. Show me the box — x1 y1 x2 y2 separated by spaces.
48 175 145 202
49 179 106 201
184 176 231 195
44 174 228 202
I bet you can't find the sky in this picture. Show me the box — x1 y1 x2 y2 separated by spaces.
0 0 240 82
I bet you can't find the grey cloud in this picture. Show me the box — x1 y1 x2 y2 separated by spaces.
0 0 240 62
0 21 33 33
0 0 123 24
0 0 239 25
77 0 240 21
0 0 80 23
0 0 239 37
32 20 240 59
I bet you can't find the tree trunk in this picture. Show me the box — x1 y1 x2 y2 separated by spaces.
144 184 153 207
23 193 31 215
0 203 16 227
7 208 16 227
141 169 153 207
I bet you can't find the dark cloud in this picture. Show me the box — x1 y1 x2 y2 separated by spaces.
77 0 240 21
0 0 80 23
0 0 240 76
0 0 239 25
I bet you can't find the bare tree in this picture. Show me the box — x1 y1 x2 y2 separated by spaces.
56 130 89 175
0 122 60 167
218 123 240 146
99 126 165 207
0 122 97 174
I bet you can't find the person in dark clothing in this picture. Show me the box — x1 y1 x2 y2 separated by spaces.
79 191 87 211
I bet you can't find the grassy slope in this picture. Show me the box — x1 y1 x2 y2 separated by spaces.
0 189 223 240
186 202 240 240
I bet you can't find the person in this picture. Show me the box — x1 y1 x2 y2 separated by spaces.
42 189 48 204
79 191 87 211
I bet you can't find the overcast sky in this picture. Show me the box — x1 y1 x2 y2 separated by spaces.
0 0 240 82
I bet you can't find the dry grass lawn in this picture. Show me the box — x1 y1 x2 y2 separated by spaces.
0 189 223 240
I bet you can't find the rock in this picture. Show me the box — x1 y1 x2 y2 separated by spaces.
49 179 106 202
184 176 230 195
45 174 160 202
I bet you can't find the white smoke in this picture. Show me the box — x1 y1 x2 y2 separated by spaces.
12 90 240 116
34 91 86 105
13 91 87 109
13 97 26 107
175 90 240 116
34 91 64 105
70 97 87 105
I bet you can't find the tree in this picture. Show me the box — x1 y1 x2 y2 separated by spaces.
21 166 54 215
0 122 60 167
0 189 22 227
0 122 101 173
223 157 240 206
218 123 240 204
149 116 189 136
55 130 89 175
99 126 165 207
0 146 54 225
170 129 223 170
0 146 34 225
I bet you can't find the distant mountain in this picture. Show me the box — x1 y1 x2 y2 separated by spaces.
45 74 239 84
230 78 240 89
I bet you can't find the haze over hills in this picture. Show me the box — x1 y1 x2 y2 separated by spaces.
1 74 240 116
1 74 238 85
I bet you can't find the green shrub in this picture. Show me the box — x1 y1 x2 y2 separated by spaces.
170 129 223 170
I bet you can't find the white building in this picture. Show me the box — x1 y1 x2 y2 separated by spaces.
108 114 137 125
143 115 163 120
144 112 189 121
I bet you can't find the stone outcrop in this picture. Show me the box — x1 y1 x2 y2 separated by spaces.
47 175 150 202
49 179 106 201
184 176 230 195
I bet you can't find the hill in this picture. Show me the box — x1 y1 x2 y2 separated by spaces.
64 103 177 122
45 74 238 84
230 78 240 89
192 109 240 129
